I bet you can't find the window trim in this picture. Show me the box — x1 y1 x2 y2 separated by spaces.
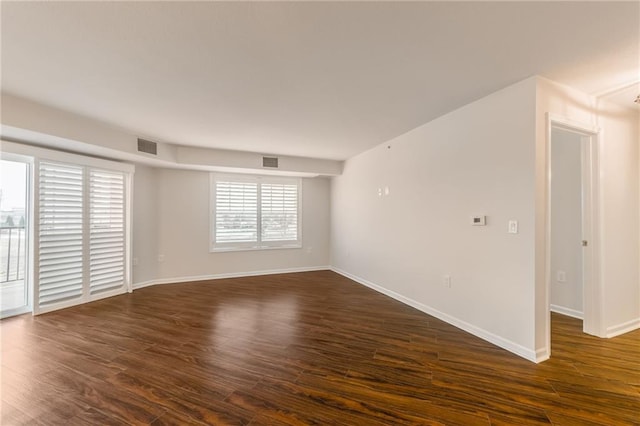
210 173 302 252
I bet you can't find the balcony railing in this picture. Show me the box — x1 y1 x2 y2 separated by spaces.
1 226 26 283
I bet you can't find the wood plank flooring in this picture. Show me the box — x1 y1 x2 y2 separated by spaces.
1 270 639 425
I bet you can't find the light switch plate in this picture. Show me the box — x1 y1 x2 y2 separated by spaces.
508 220 518 234
443 275 451 288
557 271 567 282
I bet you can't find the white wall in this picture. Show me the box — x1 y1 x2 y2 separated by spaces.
331 78 539 360
549 129 583 317
132 164 158 285
596 100 640 335
152 169 331 282
535 77 640 347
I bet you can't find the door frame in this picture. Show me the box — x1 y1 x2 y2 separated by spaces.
545 114 603 353
0 152 34 318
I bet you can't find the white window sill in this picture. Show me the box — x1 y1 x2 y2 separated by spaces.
210 243 302 253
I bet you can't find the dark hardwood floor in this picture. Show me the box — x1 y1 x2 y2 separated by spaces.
1 270 639 425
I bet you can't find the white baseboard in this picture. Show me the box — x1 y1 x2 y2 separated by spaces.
331 267 539 363
550 305 639 338
535 347 550 363
132 279 157 290
606 317 640 338
132 265 331 290
550 304 584 320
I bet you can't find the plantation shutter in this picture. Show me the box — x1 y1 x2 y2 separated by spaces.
89 170 125 294
214 180 258 244
211 174 301 251
36 155 131 315
38 162 84 306
261 182 299 242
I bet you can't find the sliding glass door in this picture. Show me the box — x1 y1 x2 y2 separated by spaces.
1 158 31 318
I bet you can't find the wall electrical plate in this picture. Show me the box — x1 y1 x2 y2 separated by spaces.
471 215 486 226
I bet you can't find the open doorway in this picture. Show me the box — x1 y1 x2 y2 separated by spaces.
546 116 602 353
0 157 31 318
549 128 584 320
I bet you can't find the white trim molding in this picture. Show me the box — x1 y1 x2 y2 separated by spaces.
131 280 157 290
606 318 640 338
132 266 331 290
535 347 550 363
331 267 540 363
550 304 584 320
544 114 604 352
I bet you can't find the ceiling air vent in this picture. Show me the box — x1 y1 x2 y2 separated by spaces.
262 156 279 168
137 138 157 155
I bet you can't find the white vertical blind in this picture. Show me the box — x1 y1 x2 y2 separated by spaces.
214 181 258 243
261 183 299 242
89 170 125 295
38 162 84 306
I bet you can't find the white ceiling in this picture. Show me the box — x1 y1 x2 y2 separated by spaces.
1 1 638 161
599 81 640 112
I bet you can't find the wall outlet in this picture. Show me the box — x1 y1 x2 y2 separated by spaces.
508 220 519 234
556 270 567 283
157 254 165 263
443 275 451 288
471 215 486 226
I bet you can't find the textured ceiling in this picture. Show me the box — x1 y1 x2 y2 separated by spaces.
2 1 638 160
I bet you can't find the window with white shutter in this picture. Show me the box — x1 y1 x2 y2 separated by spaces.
211 174 301 251
89 170 125 295
38 162 84 306
214 180 258 245
261 183 299 242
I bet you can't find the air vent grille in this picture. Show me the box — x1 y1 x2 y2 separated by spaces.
137 138 157 155
262 156 279 168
